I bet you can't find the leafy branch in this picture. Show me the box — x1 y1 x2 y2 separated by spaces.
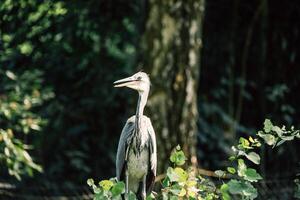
258 119 300 147
0 69 53 179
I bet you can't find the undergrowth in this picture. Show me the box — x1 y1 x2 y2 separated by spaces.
88 119 300 200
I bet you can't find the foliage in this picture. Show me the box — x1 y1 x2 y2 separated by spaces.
258 119 300 147
162 146 218 200
87 178 135 200
218 136 262 200
198 3 300 193
88 119 300 199
0 69 53 179
257 119 300 199
0 0 139 182
87 143 261 199
1 2 299 198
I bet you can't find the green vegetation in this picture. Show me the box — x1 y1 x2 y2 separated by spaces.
258 119 300 147
0 0 139 183
0 0 300 199
0 69 53 179
88 119 300 199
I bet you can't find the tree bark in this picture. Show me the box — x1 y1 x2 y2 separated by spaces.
142 0 205 173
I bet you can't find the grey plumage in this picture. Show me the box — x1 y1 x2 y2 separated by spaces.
114 72 157 200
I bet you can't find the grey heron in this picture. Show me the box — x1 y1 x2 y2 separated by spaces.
114 72 157 200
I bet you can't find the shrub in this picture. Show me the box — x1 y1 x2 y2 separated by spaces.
88 119 300 199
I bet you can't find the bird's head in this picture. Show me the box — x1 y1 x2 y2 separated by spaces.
113 72 150 93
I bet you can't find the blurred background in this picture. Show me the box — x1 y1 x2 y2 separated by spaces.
0 0 300 199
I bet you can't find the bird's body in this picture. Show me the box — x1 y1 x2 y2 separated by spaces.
116 116 155 194
127 146 149 192
114 72 157 200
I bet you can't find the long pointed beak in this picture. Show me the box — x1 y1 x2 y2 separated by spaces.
113 76 137 88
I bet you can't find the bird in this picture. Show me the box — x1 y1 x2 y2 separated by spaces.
114 72 157 200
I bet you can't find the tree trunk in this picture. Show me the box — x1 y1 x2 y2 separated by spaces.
142 0 205 173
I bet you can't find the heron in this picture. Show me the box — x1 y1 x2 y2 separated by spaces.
114 72 157 200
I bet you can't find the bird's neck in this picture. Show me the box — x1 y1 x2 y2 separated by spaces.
135 91 148 133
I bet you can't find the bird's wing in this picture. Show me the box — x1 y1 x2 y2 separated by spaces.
146 118 157 193
116 116 135 180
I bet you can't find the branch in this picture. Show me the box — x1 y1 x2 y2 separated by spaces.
155 168 236 182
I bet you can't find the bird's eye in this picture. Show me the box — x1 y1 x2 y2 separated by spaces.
137 76 142 81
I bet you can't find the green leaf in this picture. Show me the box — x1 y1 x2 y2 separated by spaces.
162 192 169 200
174 167 188 182
99 180 114 191
167 167 177 182
243 168 262 182
228 156 236 161
19 42 33 55
239 137 252 149
205 193 215 200
2 34 12 43
186 180 197 187
162 177 170 187
170 184 182 195
227 167 236 174
146 193 156 200
257 131 276 146
167 167 188 182
170 196 178 200
227 180 244 194
272 126 283 136
220 184 231 200
111 181 125 196
245 152 260 165
170 149 186 166
5 70 17 80
178 188 186 197
280 135 295 141
170 152 176 163
264 119 273 133
227 179 257 199
237 159 247 177
94 192 105 200
249 136 255 143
